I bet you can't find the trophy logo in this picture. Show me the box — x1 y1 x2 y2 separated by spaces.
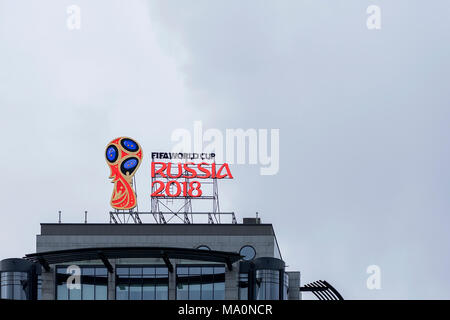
105 137 142 210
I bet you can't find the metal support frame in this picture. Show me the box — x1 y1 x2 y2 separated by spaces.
225 258 233 271
109 211 237 225
300 280 344 300
109 210 143 224
25 247 242 272
146 161 234 225
37 258 50 272
161 251 174 273
97 251 114 274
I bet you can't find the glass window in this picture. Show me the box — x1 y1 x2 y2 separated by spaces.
239 273 249 300
255 270 280 300
95 267 108 300
82 268 95 300
213 267 225 300
116 283 129 300
283 273 289 300
56 266 108 300
56 267 69 300
155 268 169 300
143 267 155 275
239 246 256 261
196 245 211 251
1 278 13 299
115 266 168 300
0 272 28 300
176 268 189 300
176 265 225 300
177 267 189 275
201 267 214 300
130 283 142 300
143 281 155 300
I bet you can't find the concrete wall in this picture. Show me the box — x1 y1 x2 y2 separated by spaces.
287 271 301 300
41 268 55 300
37 235 276 258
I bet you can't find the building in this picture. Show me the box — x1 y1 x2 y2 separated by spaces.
0 217 302 300
1 141 343 301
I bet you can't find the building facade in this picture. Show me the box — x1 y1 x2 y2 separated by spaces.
0 218 301 300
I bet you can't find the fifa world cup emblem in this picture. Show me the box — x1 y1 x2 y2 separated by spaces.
105 137 142 210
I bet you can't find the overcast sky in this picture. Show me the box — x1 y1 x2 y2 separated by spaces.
1 0 449 299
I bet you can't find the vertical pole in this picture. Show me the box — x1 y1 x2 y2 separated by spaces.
58 211 61 224
84 211 87 223
248 263 255 300
133 176 139 213
279 269 285 300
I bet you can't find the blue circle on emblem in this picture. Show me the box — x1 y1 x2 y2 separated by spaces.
123 158 138 169
121 139 138 152
106 146 118 163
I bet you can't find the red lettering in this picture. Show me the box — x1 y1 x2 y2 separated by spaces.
188 181 202 197
197 162 211 179
152 162 167 178
166 181 181 197
167 163 182 178
151 180 165 196
183 162 197 179
216 163 233 179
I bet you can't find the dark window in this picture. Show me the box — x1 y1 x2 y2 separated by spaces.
239 246 256 261
56 266 108 300
116 266 168 300
176 265 225 300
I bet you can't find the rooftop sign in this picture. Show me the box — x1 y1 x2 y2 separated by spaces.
105 137 142 210
105 138 234 224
